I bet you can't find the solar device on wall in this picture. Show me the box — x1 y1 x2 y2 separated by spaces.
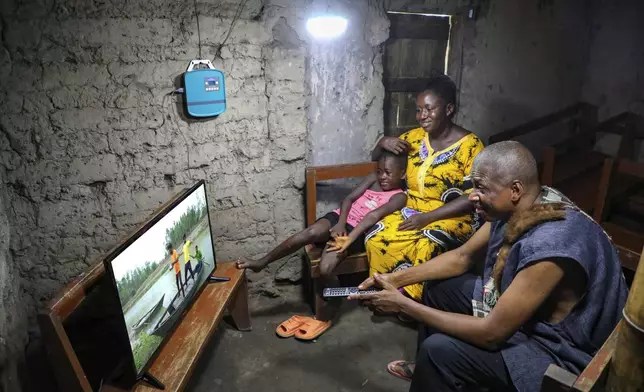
184 59 226 118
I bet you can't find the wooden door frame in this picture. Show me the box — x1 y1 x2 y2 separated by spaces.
381 11 471 135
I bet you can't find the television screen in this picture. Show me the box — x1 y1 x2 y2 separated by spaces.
104 181 216 375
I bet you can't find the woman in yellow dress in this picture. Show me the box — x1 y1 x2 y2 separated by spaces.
366 75 485 300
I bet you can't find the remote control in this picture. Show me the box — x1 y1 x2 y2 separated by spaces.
322 287 381 298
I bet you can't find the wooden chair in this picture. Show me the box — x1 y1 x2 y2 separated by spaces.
541 321 622 392
489 103 603 212
540 112 642 214
304 162 376 317
488 102 598 146
593 158 644 272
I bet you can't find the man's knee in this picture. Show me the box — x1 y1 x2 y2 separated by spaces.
418 333 460 367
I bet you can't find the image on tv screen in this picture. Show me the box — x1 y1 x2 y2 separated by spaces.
108 183 215 373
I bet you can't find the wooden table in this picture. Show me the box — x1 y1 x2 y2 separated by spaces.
103 262 250 392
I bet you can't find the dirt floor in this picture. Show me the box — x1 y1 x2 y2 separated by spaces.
185 285 417 392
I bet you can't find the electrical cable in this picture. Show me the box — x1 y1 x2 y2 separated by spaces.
214 0 248 59
192 0 202 59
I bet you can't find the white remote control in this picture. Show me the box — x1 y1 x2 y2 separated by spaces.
322 287 381 298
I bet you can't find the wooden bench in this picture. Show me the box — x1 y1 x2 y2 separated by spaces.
541 321 622 392
39 262 249 392
304 162 376 317
593 158 644 272
490 106 644 216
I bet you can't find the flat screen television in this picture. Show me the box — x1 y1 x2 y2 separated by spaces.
103 180 217 389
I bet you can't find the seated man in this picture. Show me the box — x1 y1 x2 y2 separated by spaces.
351 141 629 392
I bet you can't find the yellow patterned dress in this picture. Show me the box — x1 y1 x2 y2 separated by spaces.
365 128 485 300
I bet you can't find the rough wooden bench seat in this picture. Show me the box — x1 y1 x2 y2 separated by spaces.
550 150 607 185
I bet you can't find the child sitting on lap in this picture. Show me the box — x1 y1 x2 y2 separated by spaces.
236 151 407 340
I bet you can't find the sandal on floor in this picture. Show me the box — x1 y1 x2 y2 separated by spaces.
276 315 310 338
387 360 415 382
294 318 332 341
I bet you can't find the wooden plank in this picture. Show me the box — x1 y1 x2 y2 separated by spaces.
551 150 607 185
133 263 245 392
306 168 317 227
594 112 643 137
574 321 621 391
310 162 376 182
603 223 643 268
38 312 93 392
489 103 591 144
388 13 450 40
593 158 614 222
617 159 644 179
616 246 640 273
557 169 604 214
49 262 106 321
541 364 580 392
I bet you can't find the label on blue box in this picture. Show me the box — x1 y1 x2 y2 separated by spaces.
204 77 219 92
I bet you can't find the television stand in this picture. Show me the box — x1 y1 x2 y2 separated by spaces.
137 372 165 390
91 262 250 392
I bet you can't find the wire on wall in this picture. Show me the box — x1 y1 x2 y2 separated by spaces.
214 0 248 59
192 0 202 59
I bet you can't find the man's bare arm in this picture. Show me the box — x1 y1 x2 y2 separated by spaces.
376 222 491 289
399 259 566 350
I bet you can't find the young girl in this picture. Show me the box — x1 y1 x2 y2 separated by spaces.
236 151 408 340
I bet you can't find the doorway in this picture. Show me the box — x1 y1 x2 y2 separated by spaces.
383 12 452 137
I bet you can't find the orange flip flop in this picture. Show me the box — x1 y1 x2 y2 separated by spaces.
294 318 332 341
276 315 310 338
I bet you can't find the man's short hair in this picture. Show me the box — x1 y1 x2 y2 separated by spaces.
473 141 539 187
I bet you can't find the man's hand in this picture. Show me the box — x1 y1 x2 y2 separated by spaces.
357 272 400 291
348 274 407 313
329 223 347 238
398 213 434 231
327 236 352 253
378 136 411 155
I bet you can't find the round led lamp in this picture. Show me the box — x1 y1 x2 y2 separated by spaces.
306 16 348 39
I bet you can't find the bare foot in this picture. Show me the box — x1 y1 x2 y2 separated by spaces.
236 257 267 272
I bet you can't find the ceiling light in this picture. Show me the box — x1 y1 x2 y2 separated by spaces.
306 16 348 40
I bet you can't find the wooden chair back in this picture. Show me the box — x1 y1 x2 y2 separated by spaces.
594 158 644 272
306 162 377 226
489 102 597 146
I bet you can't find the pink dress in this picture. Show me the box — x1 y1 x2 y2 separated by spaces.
334 189 404 228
